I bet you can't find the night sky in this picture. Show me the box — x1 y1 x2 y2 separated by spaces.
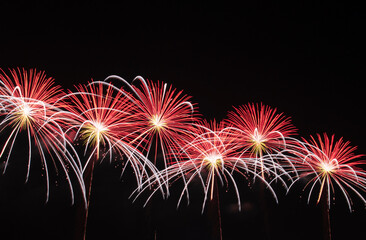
0 1 365 240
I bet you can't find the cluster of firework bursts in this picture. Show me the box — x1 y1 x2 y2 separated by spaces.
1 68 366 237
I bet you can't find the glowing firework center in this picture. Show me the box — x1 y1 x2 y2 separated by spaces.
150 114 166 130
82 121 108 146
250 128 267 154
16 101 34 127
21 103 32 117
320 159 339 174
204 153 223 169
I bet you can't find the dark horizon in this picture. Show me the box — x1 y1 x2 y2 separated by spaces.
0 1 365 240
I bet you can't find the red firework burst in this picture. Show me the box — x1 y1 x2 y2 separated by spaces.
225 103 299 179
105 75 199 168
226 103 297 155
0 68 84 203
291 133 366 211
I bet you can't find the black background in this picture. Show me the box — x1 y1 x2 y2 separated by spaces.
0 1 365 240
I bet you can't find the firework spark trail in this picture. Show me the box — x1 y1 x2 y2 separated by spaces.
132 120 291 213
286 133 366 211
0 68 85 204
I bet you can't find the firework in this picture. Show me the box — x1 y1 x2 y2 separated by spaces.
290 133 366 211
133 120 288 212
103 75 199 169
226 103 299 179
0 68 85 204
